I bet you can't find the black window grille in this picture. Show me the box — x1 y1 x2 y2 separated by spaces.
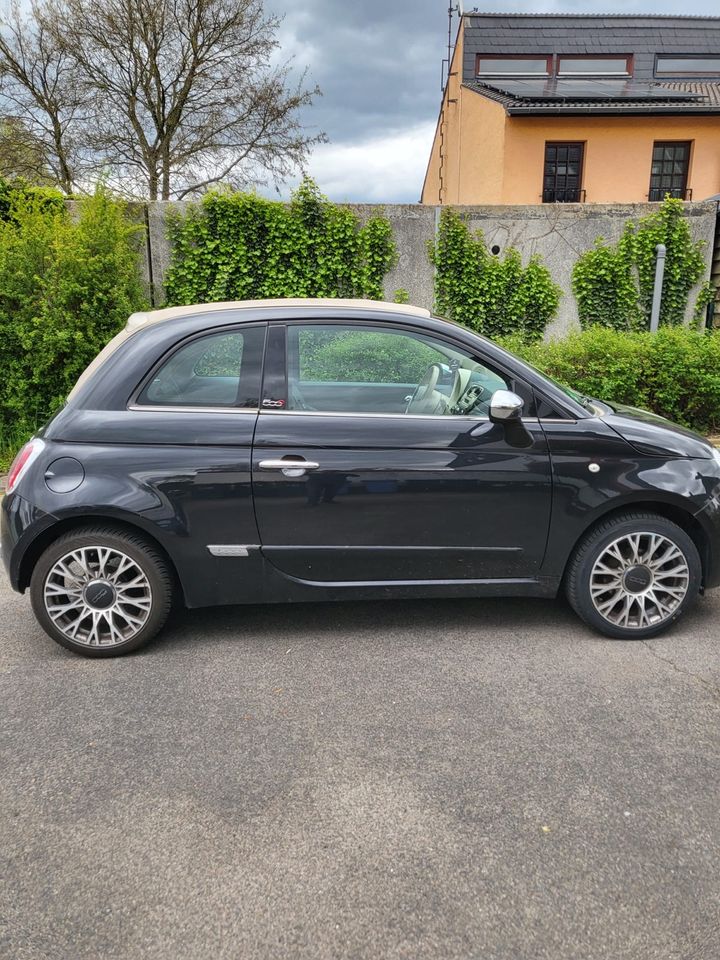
542 142 585 203
648 142 691 201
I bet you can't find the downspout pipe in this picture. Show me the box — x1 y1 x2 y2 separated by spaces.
649 243 667 333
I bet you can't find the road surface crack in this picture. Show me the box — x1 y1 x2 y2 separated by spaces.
640 639 720 704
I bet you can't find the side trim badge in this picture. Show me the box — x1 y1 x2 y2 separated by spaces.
207 545 258 558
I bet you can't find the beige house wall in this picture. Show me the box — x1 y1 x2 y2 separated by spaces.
454 89 507 205
502 114 720 205
424 84 720 206
421 116 443 205
423 25 511 205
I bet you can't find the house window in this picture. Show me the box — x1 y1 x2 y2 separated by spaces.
476 55 551 77
557 55 632 76
649 142 692 201
656 56 720 77
543 143 585 203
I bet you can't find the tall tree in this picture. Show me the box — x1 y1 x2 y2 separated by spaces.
0 116 53 183
61 0 322 199
0 1 84 193
0 0 322 199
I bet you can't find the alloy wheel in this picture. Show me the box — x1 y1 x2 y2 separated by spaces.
43 546 153 647
589 532 690 630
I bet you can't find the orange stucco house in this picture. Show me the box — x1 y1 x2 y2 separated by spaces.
422 13 720 206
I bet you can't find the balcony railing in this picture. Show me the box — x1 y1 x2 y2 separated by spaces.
648 187 693 201
542 188 587 203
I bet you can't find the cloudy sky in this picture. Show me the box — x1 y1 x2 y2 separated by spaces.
267 0 720 203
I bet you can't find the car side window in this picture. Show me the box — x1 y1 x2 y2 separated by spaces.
137 328 264 408
286 324 509 416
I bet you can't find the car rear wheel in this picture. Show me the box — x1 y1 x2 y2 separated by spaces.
30 526 173 657
565 512 701 640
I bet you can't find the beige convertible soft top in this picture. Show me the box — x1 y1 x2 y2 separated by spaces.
67 298 431 402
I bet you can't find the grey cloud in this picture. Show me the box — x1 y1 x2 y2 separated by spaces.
271 0 448 144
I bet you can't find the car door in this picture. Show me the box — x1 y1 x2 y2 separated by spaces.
251 320 552 585
121 321 267 605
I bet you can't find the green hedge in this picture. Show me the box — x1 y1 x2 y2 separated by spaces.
0 178 65 222
0 182 147 460
500 326 720 434
299 329 438 383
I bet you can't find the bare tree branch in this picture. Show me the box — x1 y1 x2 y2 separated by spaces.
51 0 325 199
0 0 322 198
0 0 88 192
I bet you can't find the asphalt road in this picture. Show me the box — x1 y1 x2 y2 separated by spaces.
1 577 719 960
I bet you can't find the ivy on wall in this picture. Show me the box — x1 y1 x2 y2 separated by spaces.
428 209 561 341
164 179 397 306
572 198 710 332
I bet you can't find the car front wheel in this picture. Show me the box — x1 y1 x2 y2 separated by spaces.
30 525 173 657
565 512 701 640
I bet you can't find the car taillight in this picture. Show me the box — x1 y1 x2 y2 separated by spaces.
6 439 44 494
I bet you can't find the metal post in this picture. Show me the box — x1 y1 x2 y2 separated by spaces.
649 243 667 333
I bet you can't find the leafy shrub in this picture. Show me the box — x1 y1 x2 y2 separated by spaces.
0 176 64 223
0 185 147 440
165 178 397 306
572 198 709 331
500 325 720 434
428 208 561 341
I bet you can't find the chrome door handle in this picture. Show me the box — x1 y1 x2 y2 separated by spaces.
258 459 320 477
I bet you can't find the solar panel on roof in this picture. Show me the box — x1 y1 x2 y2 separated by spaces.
480 78 704 101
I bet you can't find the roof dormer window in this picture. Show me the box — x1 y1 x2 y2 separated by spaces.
476 54 634 80
656 56 720 77
476 55 551 77
557 56 632 77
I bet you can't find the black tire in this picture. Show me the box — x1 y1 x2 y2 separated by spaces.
30 525 173 657
565 511 701 640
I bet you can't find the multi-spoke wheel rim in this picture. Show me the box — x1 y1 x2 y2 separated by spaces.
43 546 152 647
590 532 690 630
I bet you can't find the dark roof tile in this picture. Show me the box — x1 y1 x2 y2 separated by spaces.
462 15 720 84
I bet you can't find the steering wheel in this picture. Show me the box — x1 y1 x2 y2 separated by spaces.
405 362 458 415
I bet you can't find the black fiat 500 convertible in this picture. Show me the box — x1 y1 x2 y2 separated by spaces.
3 298 720 656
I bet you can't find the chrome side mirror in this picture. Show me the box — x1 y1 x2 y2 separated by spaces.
489 389 524 423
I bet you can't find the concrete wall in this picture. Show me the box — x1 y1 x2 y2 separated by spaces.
453 201 717 335
141 200 718 336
